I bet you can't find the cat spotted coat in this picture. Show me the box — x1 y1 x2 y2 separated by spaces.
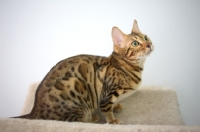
15 20 153 124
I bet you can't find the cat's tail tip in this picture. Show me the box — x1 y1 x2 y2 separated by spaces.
11 114 30 119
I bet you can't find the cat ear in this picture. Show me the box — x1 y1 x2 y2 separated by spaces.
132 20 141 33
112 26 125 48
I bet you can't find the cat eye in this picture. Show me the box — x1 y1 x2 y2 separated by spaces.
132 41 139 47
144 36 148 41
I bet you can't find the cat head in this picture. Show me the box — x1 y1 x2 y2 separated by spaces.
112 20 154 63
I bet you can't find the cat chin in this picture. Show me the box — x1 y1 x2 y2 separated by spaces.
137 57 147 62
143 48 152 57
133 52 149 61
125 57 146 64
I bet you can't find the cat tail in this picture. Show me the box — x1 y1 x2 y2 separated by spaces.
11 114 31 119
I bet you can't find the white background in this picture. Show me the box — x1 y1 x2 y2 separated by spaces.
0 0 200 125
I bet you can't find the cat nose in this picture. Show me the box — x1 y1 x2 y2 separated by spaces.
146 43 150 48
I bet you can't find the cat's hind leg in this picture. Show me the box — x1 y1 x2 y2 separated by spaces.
91 114 100 123
79 111 100 123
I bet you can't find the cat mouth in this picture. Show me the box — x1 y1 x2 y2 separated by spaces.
146 49 152 56
135 48 152 60
126 48 152 62
145 46 154 56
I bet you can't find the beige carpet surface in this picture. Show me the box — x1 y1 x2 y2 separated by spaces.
0 118 200 132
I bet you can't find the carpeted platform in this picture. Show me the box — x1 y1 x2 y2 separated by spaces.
21 83 183 125
0 83 199 132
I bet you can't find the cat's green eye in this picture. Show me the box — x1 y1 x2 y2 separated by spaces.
144 36 148 41
132 41 139 47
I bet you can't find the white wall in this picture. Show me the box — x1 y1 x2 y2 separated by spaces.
0 0 200 125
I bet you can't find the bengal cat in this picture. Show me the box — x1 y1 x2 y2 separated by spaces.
14 20 154 124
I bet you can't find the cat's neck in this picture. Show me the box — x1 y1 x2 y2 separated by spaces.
110 52 146 69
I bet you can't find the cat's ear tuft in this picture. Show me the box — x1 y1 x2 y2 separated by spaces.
132 20 141 33
112 26 125 48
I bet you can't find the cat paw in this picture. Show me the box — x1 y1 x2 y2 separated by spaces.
108 119 121 124
92 114 100 123
113 103 123 113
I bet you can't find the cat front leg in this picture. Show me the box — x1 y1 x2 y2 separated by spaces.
100 98 121 124
113 103 123 113
101 105 121 124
